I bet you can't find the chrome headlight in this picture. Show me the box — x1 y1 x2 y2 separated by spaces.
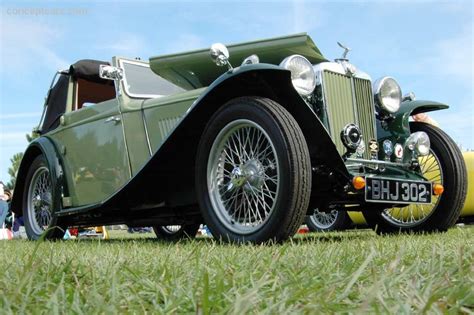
280 55 316 96
405 131 430 156
373 77 402 114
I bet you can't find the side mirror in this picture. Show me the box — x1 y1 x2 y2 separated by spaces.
210 43 232 70
99 65 123 80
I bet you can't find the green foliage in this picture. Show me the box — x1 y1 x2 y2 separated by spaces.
26 131 39 143
6 152 23 190
0 227 472 313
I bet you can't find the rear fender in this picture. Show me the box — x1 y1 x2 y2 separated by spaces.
10 137 67 216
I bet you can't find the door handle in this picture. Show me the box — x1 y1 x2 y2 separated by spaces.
105 116 121 124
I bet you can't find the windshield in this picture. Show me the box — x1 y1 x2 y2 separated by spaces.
121 60 185 98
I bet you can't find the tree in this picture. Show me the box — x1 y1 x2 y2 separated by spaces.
6 153 23 190
5 131 39 190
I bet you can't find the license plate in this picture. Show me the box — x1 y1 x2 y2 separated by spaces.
365 177 432 204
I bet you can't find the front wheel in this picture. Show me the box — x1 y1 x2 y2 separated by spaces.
363 122 467 234
196 97 312 243
153 224 200 241
23 155 65 240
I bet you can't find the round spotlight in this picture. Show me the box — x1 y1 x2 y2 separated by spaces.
341 124 362 151
405 132 430 156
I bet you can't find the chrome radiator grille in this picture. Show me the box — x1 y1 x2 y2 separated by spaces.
322 71 376 159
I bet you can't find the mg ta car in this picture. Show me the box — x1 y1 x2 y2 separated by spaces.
10 33 467 243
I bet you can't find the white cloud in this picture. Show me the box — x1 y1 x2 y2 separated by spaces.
0 111 41 119
0 13 69 74
292 0 326 33
401 23 473 83
163 33 206 54
0 132 27 143
97 33 150 58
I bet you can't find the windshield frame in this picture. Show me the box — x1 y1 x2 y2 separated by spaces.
119 59 179 99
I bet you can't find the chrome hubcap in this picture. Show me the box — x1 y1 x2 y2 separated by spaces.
207 119 280 234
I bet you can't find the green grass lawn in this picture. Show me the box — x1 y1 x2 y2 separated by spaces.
1 227 473 314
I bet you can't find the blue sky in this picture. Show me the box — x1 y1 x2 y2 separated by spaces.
0 0 472 182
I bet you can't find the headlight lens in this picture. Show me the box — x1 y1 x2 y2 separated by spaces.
280 55 316 96
373 77 402 113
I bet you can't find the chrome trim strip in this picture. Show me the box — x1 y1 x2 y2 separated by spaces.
141 106 153 156
113 60 133 178
346 158 410 168
350 77 360 126
313 62 372 81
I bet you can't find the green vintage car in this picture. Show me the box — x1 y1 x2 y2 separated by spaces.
11 33 467 243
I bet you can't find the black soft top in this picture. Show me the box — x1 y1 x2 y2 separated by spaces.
39 59 111 134
69 59 110 83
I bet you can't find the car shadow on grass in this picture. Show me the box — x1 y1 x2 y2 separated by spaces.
71 228 377 246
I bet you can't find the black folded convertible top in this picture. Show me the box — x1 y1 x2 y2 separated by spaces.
69 59 110 84
39 59 111 134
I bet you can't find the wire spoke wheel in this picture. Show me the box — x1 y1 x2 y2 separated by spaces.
197 97 311 243
207 119 280 235
162 225 182 234
381 149 443 227
153 224 200 241
27 166 53 235
309 209 338 229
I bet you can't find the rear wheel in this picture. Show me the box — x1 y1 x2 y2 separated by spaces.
153 224 200 241
23 155 65 240
305 209 351 232
196 97 311 243
363 122 467 233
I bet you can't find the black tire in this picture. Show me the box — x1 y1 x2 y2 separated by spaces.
195 97 312 243
153 224 200 241
363 122 467 234
305 209 351 232
23 155 65 240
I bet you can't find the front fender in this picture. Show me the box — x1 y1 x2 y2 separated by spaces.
10 137 67 216
189 63 349 176
377 100 448 145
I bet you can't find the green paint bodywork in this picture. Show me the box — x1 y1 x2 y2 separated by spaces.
149 33 326 89
376 100 448 162
142 88 205 152
48 99 131 206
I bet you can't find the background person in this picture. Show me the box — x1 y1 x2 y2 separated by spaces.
0 181 12 226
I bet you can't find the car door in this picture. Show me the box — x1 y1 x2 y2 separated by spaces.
48 70 131 207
